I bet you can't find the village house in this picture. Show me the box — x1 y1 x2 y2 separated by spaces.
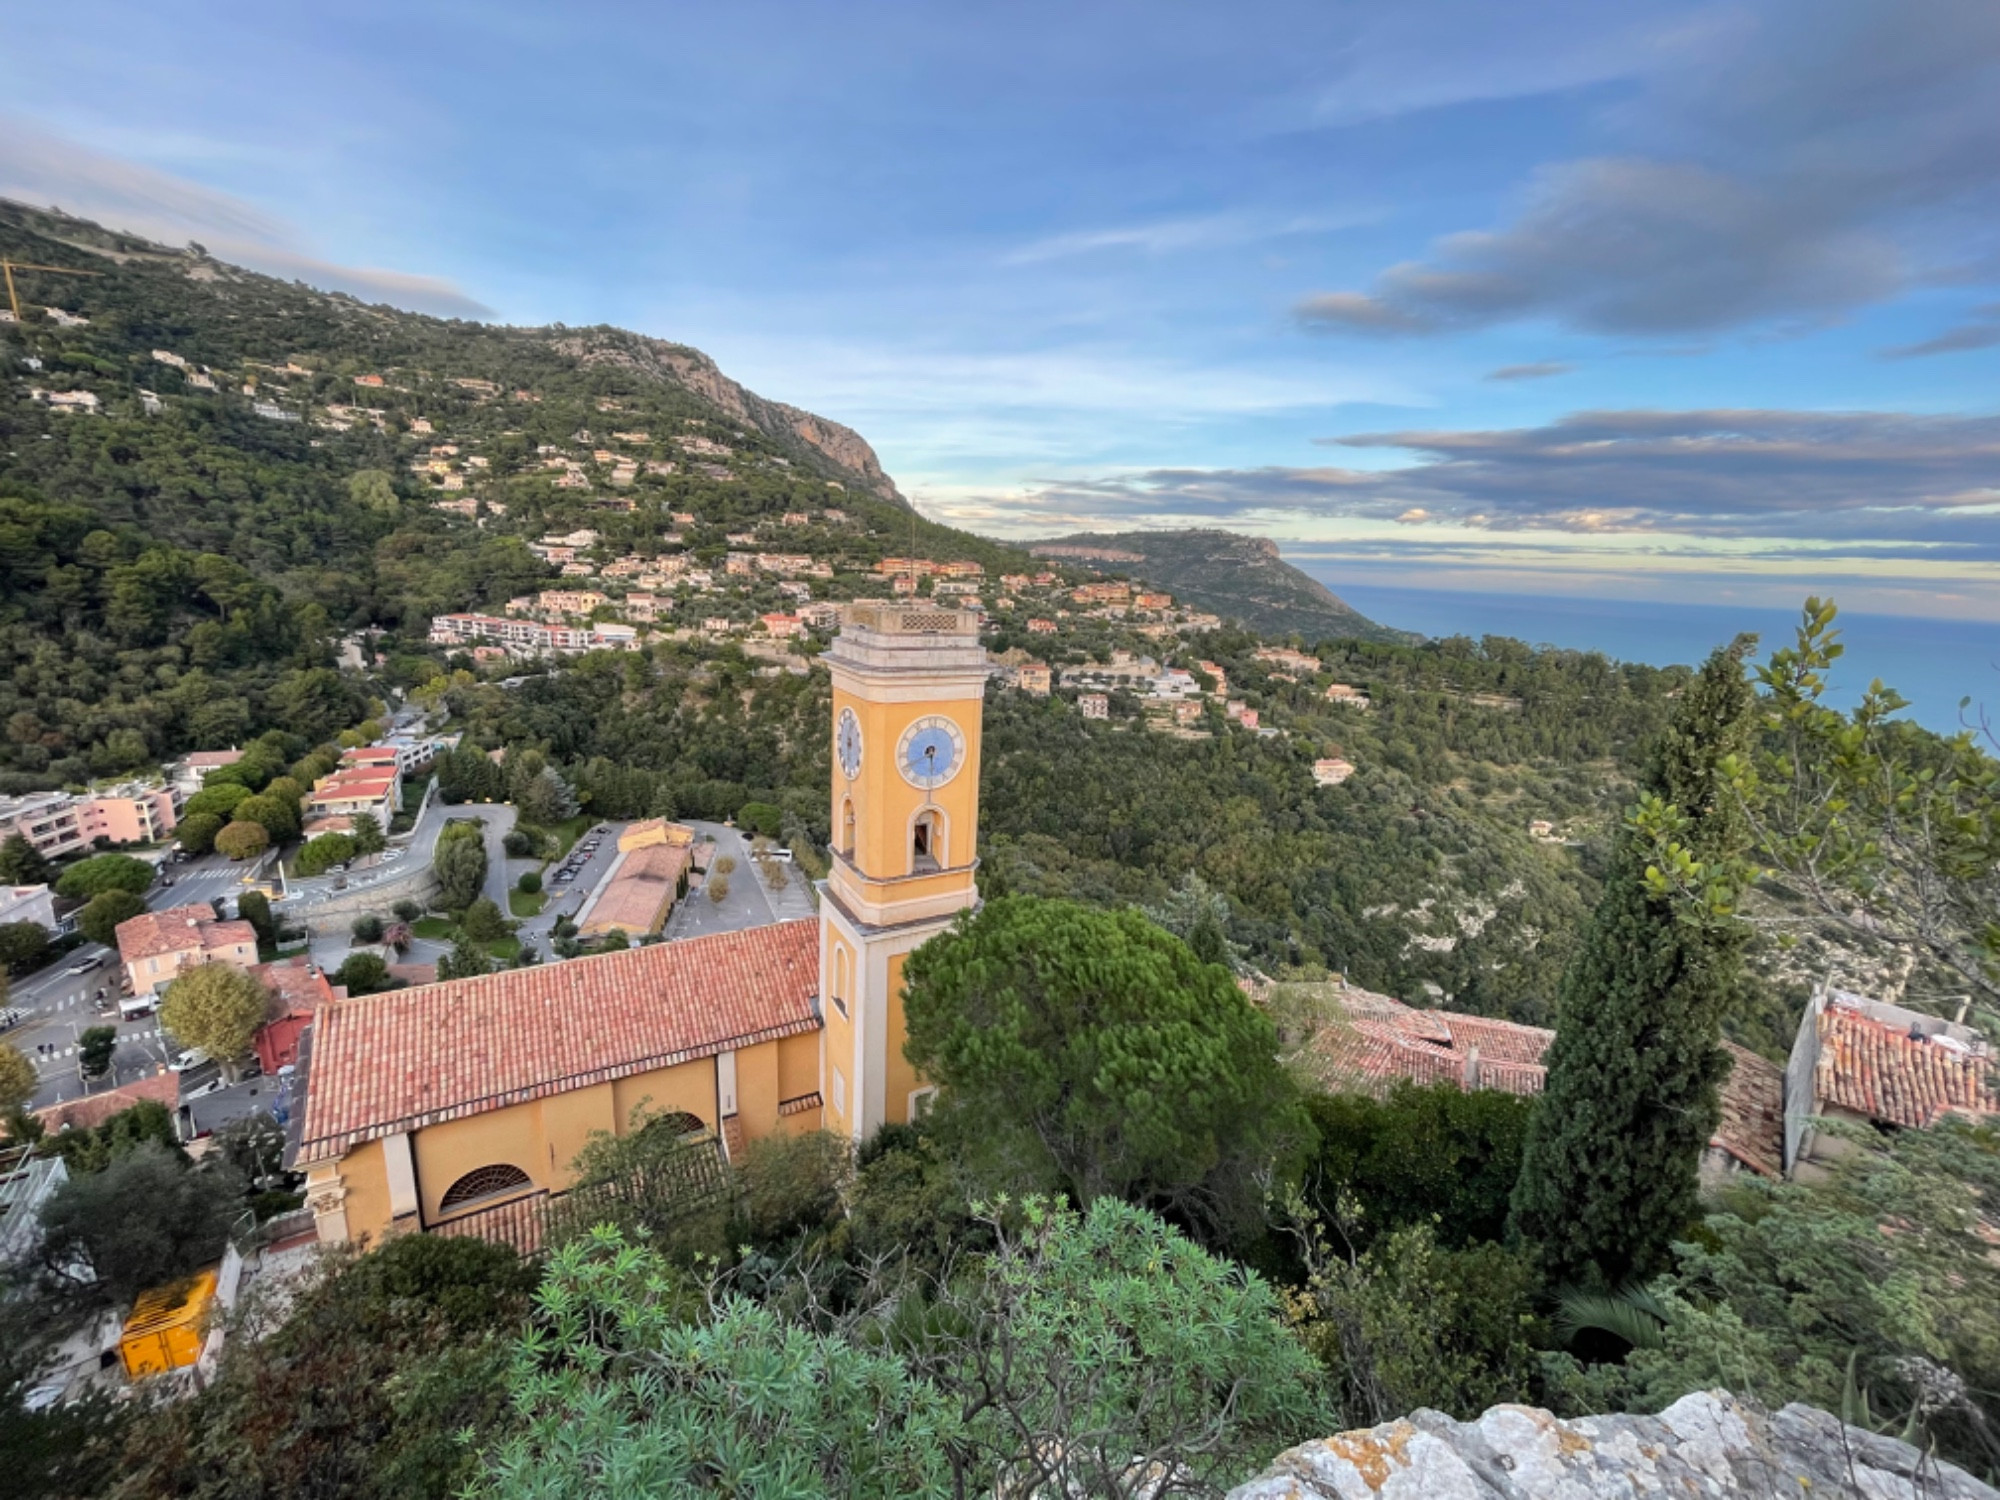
1325 683 1372 709
0 884 57 934
538 589 607 618
1026 618 1057 634
1255 646 1322 676
726 553 757 576
1313 757 1357 786
1014 663 1052 696
305 767 403 831
115 904 259 997
171 749 246 797
1197 661 1230 696
1078 693 1109 720
760 613 805 638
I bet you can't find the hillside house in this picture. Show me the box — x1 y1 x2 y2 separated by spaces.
1313 757 1357 786
116 904 259 997
1078 693 1108 720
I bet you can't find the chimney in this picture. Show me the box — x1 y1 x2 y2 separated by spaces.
1463 1045 1482 1091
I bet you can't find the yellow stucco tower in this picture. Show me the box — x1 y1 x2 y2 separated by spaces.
819 602 987 1139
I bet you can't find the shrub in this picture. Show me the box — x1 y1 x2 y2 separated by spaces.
711 855 737 876
392 898 423 923
351 914 385 943
706 875 730 904
461 897 508 942
517 870 542 895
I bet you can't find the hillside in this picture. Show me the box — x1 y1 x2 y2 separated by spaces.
1031 529 1414 645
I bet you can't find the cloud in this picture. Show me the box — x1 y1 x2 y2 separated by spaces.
962 408 2000 553
1880 304 2000 358
1005 209 1379 266
1485 361 1573 382
0 120 492 319
1294 0 2000 338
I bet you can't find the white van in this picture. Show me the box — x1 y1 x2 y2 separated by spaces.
119 994 158 1021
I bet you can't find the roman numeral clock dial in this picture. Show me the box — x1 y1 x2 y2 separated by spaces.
837 707 863 781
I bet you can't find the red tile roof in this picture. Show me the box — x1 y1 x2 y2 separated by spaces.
114 905 255 963
253 956 337 1020
1302 984 1785 1178
1815 999 1998 1129
298 919 820 1164
36 1070 179 1133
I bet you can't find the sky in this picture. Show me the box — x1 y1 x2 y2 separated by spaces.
4 0 1999 620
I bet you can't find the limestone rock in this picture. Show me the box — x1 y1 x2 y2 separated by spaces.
1227 1390 1997 1500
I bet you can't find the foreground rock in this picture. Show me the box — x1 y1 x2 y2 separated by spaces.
1228 1390 1996 1499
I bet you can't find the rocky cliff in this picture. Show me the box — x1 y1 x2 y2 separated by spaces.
1228 1392 1996 1500
548 330 905 504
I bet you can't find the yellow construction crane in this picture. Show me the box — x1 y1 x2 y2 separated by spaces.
1 259 102 322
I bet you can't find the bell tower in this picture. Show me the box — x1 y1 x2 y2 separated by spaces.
819 602 987 1139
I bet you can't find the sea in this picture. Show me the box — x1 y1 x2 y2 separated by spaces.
1305 580 2000 738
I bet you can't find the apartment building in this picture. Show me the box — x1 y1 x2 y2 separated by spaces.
0 785 182 860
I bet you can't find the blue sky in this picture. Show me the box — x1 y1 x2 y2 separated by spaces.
4 0 1998 618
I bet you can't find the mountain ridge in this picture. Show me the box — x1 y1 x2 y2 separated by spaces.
1032 528 1415 645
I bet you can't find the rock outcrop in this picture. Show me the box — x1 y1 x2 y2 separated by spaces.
1228 1391 1996 1500
547 330 904 504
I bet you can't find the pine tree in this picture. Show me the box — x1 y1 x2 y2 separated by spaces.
1509 640 1755 1287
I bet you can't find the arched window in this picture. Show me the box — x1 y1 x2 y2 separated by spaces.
438 1163 532 1212
840 798 856 859
910 806 945 874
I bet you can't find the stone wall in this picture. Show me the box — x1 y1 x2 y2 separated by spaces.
1228 1391 1996 1500
291 864 440 937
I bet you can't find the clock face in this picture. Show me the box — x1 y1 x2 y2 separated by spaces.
897 715 965 789
836 708 863 781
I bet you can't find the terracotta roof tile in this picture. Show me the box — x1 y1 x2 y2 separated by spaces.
1815 1002 1998 1129
298 919 820 1164
36 1071 178 1133
1305 985 1782 1178
114 905 255 963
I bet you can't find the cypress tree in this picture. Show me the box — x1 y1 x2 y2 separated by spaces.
1510 640 1755 1287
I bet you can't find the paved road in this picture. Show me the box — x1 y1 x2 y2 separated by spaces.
9 948 175 1112
661 821 815 942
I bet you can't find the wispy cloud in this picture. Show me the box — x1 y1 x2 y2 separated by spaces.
1294 0 2000 339
1003 209 1376 266
1486 361 1573 381
0 119 492 319
1880 304 2000 359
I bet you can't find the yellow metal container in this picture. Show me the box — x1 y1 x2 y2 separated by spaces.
118 1269 218 1379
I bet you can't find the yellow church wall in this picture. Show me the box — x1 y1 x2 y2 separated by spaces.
735 1041 780 1143
778 1030 820 1102
611 1056 717 1135
537 1083 622 1180
885 951 923 1126
337 1140 392 1245
416 1104 548 1224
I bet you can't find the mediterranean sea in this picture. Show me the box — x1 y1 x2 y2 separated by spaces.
1306 580 2000 738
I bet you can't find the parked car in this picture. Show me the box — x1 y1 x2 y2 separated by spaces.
65 955 105 976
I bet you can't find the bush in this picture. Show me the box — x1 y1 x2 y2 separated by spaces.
461 897 508 942
296 832 358 876
502 829 535 858
711 855 737 876
333 953 395 996
351 914 385 944
238 889 276 948
392 898 424 922
736 801 782 839
732 1131 853 1250
214 820 271 861
758 857 789 890
54 853 155 899
79 888 146 947
517 870 542 895
706 875 730 904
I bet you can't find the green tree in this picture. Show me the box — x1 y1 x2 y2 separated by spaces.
233 791 298 843
351 913 385 943
1555 1123 2000 1476
1510 641 1756 1287
78 1025 118 1080
483 1199 1326 1500
54 852 154 898
0 921 53 977
79 887 146 947
332 952 395 996
461 896 507 942
348 468 399 513
437 935 492 982
237 888 275 948
437 744 504 804
37 1142 240 1301
349 809 386 855
516 765 577 826
182 780 252 821
214 819 271 861
0 832 54 885
433 822 488 910
735 800 782 838
904 895 1309 1244
0 1042 34 1113
160 962 270 1079
516 869 542 895
295 831 358 875
1305 1082 1535 1250
46 1099 184 1174
175 810 225 856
